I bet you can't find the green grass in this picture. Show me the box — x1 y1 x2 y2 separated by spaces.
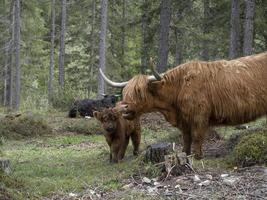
3 135 141 199
1 111 266 199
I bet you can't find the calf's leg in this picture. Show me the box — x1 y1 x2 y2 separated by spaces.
118 136 130 160
111 143 121 163
131 129 141 156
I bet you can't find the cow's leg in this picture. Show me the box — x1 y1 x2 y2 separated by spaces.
191 126 208 160
131 129 141 156
182 131 192 156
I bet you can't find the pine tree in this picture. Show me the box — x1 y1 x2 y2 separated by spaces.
13 0 21 111
48 0 55 104
97 0 108 97
59 0 66 89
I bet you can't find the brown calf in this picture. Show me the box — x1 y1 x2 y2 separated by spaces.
93 108 141 163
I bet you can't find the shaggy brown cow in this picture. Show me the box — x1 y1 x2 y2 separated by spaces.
93 107 141 163
100 52 267 159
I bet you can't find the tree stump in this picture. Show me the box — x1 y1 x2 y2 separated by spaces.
164 152 192 176
144 142 173 164
144 142 194 177
0 158 11 174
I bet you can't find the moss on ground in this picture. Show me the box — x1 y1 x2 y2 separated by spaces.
62 118 104 135
231 131 267 167
0 171 25 200
0 113 52 139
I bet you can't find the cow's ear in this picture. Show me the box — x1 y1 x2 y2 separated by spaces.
93 111 100 120
148 81 163 96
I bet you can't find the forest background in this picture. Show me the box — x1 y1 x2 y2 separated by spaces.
0 0 266 112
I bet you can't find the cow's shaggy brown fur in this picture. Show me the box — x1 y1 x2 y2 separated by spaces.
93 107 141 163
119 52 267 159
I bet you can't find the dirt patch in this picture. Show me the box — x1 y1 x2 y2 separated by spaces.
141 112 175 132
116 166 267 200
141 113 266 160
44 166 267 200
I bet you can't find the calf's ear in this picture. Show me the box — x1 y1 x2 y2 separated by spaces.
147 81 163 96
93 111 100 119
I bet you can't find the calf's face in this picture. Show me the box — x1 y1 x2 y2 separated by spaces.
93 109 119 133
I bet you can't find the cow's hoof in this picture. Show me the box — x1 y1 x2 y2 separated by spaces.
182 148 191 156
133 151 139 156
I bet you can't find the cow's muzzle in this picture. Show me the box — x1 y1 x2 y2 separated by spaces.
117 104 136 120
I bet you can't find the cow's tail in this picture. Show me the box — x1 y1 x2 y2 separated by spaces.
68 104 78 118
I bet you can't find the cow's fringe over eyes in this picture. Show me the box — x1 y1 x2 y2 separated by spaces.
123 75 151 103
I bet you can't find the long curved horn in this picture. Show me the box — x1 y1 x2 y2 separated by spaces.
99 68 128 88
149 57 162 81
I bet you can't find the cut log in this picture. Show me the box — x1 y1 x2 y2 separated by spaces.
0 158 11 174
144 142 173 164
164 152 192 176
144 142 194 177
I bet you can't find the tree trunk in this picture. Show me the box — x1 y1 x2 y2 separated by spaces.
48 0 55 104
243 0 255 56
157 0 171 73
121 0 126 68
13 0 21 111
0 159 11 174
7 0 15 108
89 0 96 95
97 0 108 98
201 0 210 61
58 0 66 89
229 0 240 59
140 0 149 74
3 42 9 106
174 27 183 66
144 142 173 163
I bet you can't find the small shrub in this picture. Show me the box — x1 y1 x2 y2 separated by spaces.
51 91 76 111
0 113 52 139
51 86 89 111
232 131 267 167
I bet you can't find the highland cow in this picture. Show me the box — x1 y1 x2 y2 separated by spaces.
68 95 117 118
93 107 141 163
100 52 267 159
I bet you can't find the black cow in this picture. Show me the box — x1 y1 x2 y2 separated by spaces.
68 95 117 118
